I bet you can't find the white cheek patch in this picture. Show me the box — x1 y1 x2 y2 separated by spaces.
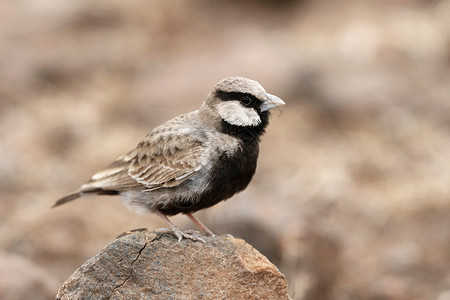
217 101 261 127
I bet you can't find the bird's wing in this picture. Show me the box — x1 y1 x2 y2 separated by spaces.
79 154 141 192
79 114 207 193
127 127 206 189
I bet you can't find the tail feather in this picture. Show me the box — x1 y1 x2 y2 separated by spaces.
53 188 121 208
52 192 81 208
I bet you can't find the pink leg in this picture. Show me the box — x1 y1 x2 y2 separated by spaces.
186 213 215 237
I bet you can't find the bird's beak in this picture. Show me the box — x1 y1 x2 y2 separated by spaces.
261 93 286 112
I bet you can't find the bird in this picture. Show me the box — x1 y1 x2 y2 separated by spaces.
53 76 285 241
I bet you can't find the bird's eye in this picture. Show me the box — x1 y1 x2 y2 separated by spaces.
240 96 252 107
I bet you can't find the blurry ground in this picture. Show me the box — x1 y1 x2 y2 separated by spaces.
1 0 450 299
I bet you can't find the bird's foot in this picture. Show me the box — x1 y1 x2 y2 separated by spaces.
156 227 206 243
204 229 216 237
192 227 215 237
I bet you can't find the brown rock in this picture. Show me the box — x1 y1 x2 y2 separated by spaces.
56 229 291 300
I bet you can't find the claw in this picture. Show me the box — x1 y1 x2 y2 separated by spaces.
175 228 206 243
156 227 206 243
156 212 208 243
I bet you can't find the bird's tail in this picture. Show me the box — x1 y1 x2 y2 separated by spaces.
52 192 81 208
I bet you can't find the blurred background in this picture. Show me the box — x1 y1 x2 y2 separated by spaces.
1 0 449 299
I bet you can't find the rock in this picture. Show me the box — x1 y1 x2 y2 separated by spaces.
56 229 292 300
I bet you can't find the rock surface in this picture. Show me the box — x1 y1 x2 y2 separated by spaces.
56 229 291 300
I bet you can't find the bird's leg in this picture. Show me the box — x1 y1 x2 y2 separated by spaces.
156 211 206 243
186 213 215 237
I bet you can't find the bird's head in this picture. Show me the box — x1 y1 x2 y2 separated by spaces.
200 77 285 131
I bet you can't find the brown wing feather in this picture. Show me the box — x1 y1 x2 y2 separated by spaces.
128 129 205 189
79 112 207 193
78 151 143 192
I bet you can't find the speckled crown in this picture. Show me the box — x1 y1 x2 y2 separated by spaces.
214 77 267 100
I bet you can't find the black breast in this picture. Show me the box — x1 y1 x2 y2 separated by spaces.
158 141 259 215
202 141 260 207
158 111 269 215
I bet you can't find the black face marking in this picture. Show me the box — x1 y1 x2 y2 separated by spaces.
220 111 270 144
215 90 269 141
215 91 262 112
